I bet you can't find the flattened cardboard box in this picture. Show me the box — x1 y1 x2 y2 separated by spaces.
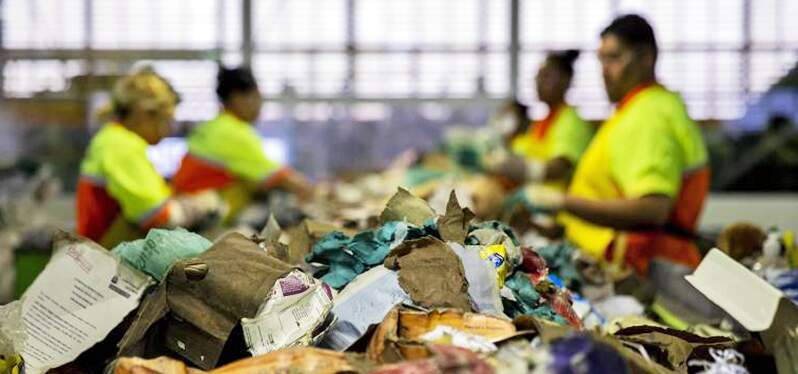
686 248 798 374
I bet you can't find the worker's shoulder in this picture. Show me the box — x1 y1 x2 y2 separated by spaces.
634 85 687 111
191 113 256 142
90 123 148 154
559 105 590 128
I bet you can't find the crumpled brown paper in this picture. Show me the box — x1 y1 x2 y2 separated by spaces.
384 237 472 311
613 325 734 372
380 188 436 226
111 348 365 374
437 192 475 245
117 233 295 370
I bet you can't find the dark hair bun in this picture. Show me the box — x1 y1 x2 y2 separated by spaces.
546 49 580 77
216 65 258 103
562 49 580 66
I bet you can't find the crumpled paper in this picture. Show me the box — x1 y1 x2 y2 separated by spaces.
384 237 472 311
613 325 735 372
241 270 335 355
380 188 436 226
437 191 475 245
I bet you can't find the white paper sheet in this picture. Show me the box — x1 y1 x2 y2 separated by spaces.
20 237 151 373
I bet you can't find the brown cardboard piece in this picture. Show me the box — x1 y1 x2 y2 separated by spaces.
367 307 516 364
117 233 295 370
437 191 475 245
112 348 364 374
111 356 203 374
384 237 472 311
379 187 436 226
685 248 798 374
210 347 357 374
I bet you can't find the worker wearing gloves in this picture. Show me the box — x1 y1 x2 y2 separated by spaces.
77 68 222 248
172 66 312 222
500 50 593 186
526 15 710 276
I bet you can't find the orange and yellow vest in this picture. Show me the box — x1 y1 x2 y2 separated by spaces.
172 112 288 220
560 83 709 275
76 123 172 247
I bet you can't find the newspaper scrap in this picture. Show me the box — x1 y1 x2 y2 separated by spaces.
242 270 334 356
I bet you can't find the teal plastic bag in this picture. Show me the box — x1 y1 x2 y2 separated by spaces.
112 228 212 282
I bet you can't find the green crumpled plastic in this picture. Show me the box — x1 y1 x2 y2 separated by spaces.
306 220 441 289
503 271 566 325
307 231 366 289
112 228 212 282
536 242 583 290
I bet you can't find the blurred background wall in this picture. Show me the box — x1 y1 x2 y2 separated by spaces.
0 0 797 191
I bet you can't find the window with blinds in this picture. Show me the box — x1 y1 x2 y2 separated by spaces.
2 0 797 122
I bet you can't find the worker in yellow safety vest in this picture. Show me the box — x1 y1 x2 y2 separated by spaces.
171 66 312 221
511 50 593 185
77 68 222 248
525 15 710 276
499 51 593 190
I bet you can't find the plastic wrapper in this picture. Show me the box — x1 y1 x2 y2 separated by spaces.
112 228 212 282
241 270 335 355
479 244 509 288
449 243 503 314
319 266 411 351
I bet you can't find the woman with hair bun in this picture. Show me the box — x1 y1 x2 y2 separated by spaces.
172 66 311 223
508 50 593 186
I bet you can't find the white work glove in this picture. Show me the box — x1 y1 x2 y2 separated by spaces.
522 184 565 213
497 156 546 184
482 147 510 170
169 191 228 228
526 161 546 182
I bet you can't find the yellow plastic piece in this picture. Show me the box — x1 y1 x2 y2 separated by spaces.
480 244 509 288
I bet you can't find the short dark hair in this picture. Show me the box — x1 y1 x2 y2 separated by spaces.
216 66 258 103
545 49 580 78
600 14 658 60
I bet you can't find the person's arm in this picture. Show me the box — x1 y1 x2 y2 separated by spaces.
562 194 673 231
265 168 314 200
543 156 573 181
